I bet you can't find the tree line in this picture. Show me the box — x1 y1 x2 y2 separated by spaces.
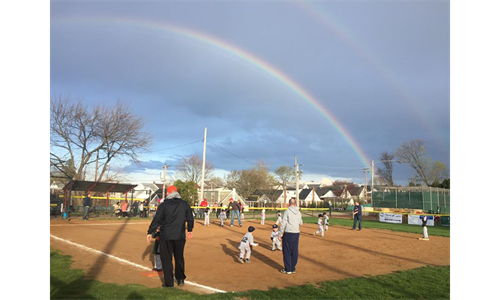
375 139 450 188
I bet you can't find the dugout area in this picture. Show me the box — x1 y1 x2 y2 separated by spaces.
50 217 450 294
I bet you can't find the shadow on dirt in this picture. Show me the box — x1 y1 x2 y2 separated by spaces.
50 218 132 299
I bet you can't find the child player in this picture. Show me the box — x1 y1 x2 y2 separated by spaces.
419 215 430 241
238 226 259 263
314 214 324 237
322 212 329 231
275 212 282 226
152 226 162 272
270 224 282 251
204 207 210 226
219 208 227 226
260 209 266 225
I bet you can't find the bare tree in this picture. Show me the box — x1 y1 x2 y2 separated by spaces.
176 154 214 184
274 166 295 189
225 161 276 199
395 139 448 186
50 96 152 182
375 151 395 186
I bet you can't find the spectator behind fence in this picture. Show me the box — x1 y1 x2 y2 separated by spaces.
83 192 92 221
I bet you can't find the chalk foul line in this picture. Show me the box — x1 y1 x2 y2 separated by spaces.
50 234 227 293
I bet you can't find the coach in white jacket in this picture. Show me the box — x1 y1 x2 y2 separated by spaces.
279 198 303 274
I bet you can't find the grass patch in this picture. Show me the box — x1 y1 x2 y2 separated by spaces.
51 249 449 299
313 217 450 237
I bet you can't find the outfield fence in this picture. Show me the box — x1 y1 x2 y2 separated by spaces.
372 186 450 214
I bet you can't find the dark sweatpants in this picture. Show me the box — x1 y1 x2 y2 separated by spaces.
159 239 186 287
353 215 362 230
282 232 300 272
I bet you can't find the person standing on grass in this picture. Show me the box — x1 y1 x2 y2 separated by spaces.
352 201 362 231
147 185 194 287
279 198 303 274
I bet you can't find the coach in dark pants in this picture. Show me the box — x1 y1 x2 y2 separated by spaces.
147 185 194 287
279 198 303 274
352 201 362 231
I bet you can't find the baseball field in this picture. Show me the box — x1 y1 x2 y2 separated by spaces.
50 214 450 298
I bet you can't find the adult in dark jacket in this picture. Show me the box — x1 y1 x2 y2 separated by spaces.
352 201 362 231
228 198 242 227
147 185 194 287
82 192 92 221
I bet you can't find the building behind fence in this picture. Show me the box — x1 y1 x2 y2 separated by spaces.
372 186 450 214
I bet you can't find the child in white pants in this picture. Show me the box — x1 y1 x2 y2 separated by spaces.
238 226 258 263
314 214 324 237
270 224 282 251
204 207 210 226
219 208 226 226
275 212 282 226
420 215 429 240
322 212 329 231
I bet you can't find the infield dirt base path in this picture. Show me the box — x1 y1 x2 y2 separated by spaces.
50 218 450 294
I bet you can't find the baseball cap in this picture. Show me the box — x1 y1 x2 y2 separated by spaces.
248 226 255 232
167 185 177 194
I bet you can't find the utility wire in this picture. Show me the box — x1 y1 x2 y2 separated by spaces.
207 140 258 167
148 139 204 153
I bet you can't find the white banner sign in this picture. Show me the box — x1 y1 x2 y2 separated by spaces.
408 215 434 226
379 213 402 224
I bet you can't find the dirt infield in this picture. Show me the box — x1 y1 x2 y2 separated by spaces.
50 218 450 294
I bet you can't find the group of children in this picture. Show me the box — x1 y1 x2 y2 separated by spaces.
237 211 284 263
314 212 330 237
200 207 227 227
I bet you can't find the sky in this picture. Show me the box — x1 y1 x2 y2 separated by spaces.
49 0 450 186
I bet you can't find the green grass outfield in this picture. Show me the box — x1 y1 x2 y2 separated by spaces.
302 217 450 237
50 249 450 299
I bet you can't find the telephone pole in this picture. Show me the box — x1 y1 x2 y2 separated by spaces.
363 168 369 202
162 164 168 199
200 127 207 204
295 155 301 208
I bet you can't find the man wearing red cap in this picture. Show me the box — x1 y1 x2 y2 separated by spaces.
229 198 242 227
147 185 194 287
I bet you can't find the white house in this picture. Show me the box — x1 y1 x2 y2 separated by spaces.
200 188 248 208
132 183 159 200
298 188 322 206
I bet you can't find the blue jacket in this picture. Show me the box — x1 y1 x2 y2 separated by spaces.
83 196 92 207
353 205 362 217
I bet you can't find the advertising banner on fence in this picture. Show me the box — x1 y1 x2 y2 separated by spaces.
408 215 434 226
379 213 402 224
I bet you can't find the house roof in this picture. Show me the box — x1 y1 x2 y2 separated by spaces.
315 187 332 197
62 180 137 194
